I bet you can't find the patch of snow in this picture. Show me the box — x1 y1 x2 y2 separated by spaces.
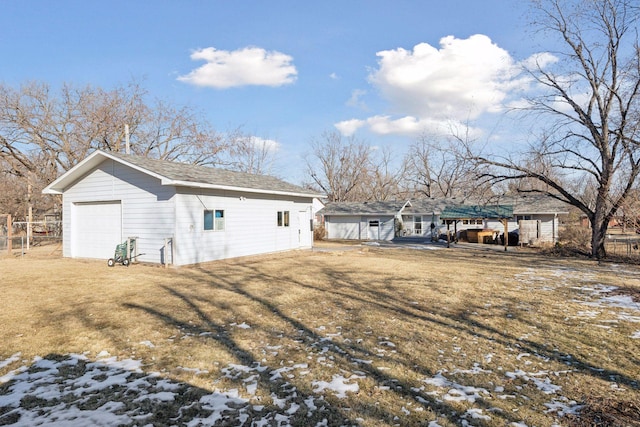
619 314 640 322
177 366 209 375
465 408 491 420
423 372 489 403
231 322 251 329
631 331 640 339
544 397 584 416
452 363 492 375
139 340 155 348
576 310 600 318
0 352 21 370
312 374 361 399
505 370 562 394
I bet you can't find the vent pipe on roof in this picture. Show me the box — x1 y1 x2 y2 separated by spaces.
125 124 130 154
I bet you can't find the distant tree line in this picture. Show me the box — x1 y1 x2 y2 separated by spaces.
0 80 277 219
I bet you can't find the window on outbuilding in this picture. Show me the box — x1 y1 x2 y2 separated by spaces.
204 210 213 230
204 209 225 231
277 211 290 227
215 209 225 230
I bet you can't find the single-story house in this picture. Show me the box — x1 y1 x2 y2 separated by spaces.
320 194 569 244
43 150 322 266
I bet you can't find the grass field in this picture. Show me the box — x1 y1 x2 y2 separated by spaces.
1 242 639 426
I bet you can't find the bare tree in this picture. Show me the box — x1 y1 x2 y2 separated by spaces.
218 127 279 175
304 130 373 202
0 80 232 219
363 146 405 201
472 0 640 258
403 132 486 199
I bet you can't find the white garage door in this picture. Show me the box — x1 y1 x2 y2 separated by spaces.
72 201 122 259
327 216 361 240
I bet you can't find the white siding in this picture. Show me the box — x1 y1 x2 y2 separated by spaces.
326 216 361 240
326 215 396 240
173 188 313 265
366 216 395 240
61 160 176 263
481 214 559 243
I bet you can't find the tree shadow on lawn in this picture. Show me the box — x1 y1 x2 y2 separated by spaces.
125 264 533 426
183 253 639 424
0 352 254 426
296 261 640 392
125 283 466 426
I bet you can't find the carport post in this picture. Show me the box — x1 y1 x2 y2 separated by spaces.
7 214 12 254
502 219 508 251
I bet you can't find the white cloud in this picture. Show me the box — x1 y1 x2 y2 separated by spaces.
178 46 297 89
329 72 339 80
336 115 483 139
335 119 365 136
346 89 368 109
337 35 546 138
249 136 280 152
369 34 523 120
521 52 559 70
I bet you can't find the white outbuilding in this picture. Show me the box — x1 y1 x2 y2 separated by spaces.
43 150 321 266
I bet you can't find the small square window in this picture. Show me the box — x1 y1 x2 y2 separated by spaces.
204 209 225 231
277 211 290 227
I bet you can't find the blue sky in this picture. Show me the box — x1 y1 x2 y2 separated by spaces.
1 1 550 183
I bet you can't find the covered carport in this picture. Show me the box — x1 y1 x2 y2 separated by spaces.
440 204 514 251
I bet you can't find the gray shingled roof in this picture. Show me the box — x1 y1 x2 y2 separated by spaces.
107 151 318 196
320 200 408 216
401 198 454 215
318 194 569 218
505 194 570 214
441 204 514 220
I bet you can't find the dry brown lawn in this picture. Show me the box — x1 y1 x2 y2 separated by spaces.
1 241 639 426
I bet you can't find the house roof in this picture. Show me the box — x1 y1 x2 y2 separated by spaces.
505 194 570 215
43 150 323 198
401 198 454 215
320 200 409 216
318 194 569 219
440 204 514 220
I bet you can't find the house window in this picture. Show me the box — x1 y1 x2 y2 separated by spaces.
516 215 532 222
277 211 290 227
414 216 422 234
204 209 225 231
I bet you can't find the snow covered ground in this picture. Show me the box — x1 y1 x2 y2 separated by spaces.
1 262 638 426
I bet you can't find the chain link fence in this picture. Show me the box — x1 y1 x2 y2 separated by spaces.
0 219 62 253
605 235 640 259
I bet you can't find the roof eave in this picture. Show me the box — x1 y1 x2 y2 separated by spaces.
168 179 322 198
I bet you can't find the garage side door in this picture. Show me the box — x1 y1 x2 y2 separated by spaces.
72 201 122 259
